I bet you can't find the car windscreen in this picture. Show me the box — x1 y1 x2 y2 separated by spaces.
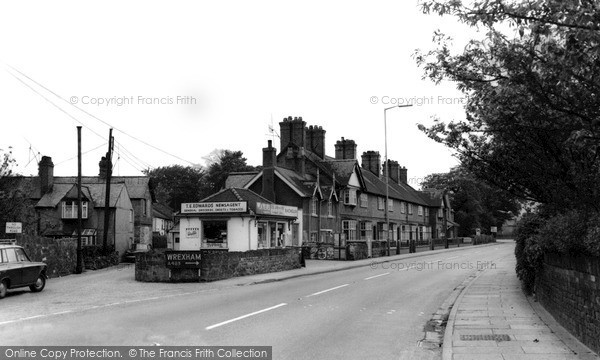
14 248 30 262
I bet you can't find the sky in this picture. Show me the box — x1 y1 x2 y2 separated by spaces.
0 1 475 189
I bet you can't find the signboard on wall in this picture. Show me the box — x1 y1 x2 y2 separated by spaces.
255 202 297 217
5 222 22 234
490 226 497 233
181 202 247 214
165 251 202 268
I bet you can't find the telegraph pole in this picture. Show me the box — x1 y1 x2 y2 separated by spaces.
102 128 113 252
76 126 83 274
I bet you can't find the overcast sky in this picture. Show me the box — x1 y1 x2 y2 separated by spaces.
0 1 475 188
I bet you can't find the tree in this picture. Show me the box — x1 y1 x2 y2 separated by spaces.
0 149 35 235
415 0 600 213
143 165 206 211
422 165 521 236
204 150 258 194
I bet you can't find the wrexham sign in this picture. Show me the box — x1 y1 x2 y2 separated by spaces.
181 201 247 214
165 251 202 268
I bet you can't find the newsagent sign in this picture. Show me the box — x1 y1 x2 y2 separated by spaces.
165 251 202 268
181 201 247 214
255 202 297 218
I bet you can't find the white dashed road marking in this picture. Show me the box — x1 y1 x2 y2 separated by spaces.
205 303 288 330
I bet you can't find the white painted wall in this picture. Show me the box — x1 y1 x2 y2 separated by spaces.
179 217 201 250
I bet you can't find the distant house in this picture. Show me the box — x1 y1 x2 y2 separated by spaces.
152 202 174 237
15 156 155 259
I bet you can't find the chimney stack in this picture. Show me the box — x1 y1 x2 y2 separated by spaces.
38 156 54 194
99 156 109 178
383 160 400 183
361 151 381 177
306 125 326 159
399 166 408 184
279 116 306 151
261 141 277 202
334 137 357 160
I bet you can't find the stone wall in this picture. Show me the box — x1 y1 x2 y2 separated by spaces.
18 235 76 278
134 250 201 282
201 248 301 282
135 248 301 282
535 253 600 354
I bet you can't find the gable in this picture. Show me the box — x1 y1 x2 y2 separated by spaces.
348 171 361 188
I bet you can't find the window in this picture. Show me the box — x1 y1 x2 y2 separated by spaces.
327 200 333 217
14 248 29 262
129 209 134 222
203 220 227 247
258 222 268 248
142 199 147 216
377 197 385 210
400 202 406 214
311 197 318 216
425 207 429 217
359 193 368 208
359 221 372 240
342 220 357 240
388 199 394 212
62 200 88 219
438 208 443 218
418 206 423 216
408 203 413 215
344 189 357 206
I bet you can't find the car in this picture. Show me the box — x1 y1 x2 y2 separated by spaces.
0 240 48 299
124 243 152 263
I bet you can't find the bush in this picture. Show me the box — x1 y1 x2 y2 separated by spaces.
81 245 120 270
514 213 545 295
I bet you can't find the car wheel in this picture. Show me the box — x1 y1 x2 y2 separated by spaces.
29 275 46 293
0 280 7 299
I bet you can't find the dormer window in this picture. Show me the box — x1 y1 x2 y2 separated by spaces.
62 200 88 219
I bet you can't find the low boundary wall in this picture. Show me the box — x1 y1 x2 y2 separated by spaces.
535 253 600 354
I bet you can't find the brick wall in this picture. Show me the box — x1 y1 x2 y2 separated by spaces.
535 253 600 354
201 248 301 282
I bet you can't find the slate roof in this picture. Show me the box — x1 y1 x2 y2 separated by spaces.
34 182 127 208
153 202 174 220
57 176 153 200
225 171 259 189
419 188 446 207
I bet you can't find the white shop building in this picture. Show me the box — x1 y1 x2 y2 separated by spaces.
176 188 299 251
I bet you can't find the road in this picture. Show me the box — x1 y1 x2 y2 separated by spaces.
0 242 514 360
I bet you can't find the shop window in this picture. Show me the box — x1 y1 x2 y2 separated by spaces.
203 220 227 245
258 222 268 248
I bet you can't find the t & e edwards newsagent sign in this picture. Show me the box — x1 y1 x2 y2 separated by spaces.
181 201 247 214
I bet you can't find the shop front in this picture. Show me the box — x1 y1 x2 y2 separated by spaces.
177 192 299 252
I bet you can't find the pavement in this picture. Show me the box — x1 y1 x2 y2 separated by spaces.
443 250 600 360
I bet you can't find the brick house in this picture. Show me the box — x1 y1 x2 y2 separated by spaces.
16 156 155 258
226 116 457 257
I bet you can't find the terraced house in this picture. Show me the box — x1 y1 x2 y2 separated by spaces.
226 116 457 258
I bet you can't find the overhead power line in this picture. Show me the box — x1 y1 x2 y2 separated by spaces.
7 65 197 166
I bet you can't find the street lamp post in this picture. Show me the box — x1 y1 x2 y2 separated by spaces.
384 104 413 256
